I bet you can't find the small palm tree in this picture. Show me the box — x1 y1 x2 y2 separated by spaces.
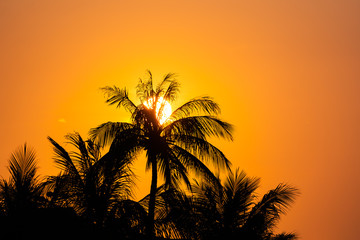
0 143 46 216
90 71 233 239
192 168 299 240
46 132 134 227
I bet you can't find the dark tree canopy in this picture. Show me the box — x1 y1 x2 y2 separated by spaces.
0 71 299 240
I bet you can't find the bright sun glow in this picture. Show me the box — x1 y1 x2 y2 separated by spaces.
143 96 172 125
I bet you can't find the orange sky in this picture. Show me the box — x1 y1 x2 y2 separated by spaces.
1 1 360 239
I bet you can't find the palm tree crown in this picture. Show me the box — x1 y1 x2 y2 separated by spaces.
0 144 45 216
46 132 134 226
191 168 299 240
90 71 233 239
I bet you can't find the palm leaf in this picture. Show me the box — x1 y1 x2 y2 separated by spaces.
136 71 154 102
170 134 231 170
271 232 299 240
89 121 134 147
8 143 38 186
65 132 94 173
47 137 83 187
101 86 137 113
222 169 260 228
171 145 220 188
157 73 179 102
246 183 299 233
169 96 221 120
157 148 191 190
1 144 45 214
164 115 233 141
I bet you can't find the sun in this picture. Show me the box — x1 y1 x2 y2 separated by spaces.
143 96 172 125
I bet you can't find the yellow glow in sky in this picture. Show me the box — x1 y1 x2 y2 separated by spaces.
143 96 172 125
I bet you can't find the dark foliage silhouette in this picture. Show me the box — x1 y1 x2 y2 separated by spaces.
46 132 137 231
0 144 46 216
270 232 298 240
190 168 299 240
135 168 299 240
141 184 199 239
0 72 300 240
0 144 80 240
90 71 233 239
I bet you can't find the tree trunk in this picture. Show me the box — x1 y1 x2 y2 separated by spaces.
146 154 158 240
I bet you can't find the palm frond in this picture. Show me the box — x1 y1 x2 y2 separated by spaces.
47 137 83 182
86 139 102 161
139 185 195 239
164 115 234 141
223 169 260 203
170 134 231 170
157 148 191 190
191 177 222 209
222 169 260 228
157 188 197 239
43 174 74 208
89 121 134 147
1 144 46 214
246 183 299 233
171 145 220 188
157 73 179 102
170 96 221 120
190 178 224 239
8 143 38 186
65 132 88 156
107 127 145 161
271 232 299 240
101 86 137 113
65 132 94 172
96 151 135 199
252 183 299 216
190 169 299 240
136 71 155 102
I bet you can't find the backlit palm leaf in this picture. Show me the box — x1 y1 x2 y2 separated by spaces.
169 96 221 120
101 86 137 113
163 115 233 140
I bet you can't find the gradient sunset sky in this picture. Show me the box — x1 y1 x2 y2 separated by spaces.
1 1 360 239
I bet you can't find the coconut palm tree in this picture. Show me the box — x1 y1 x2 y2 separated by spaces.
90 71 233 239
191 168 299 240
46 132 134 227
0 143 46 216
0 144 48 239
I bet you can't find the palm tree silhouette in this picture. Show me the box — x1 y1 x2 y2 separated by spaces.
46 132 134 227
0 143 46 216
191 168 299 240
0 144 48 239
90 71 233 239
